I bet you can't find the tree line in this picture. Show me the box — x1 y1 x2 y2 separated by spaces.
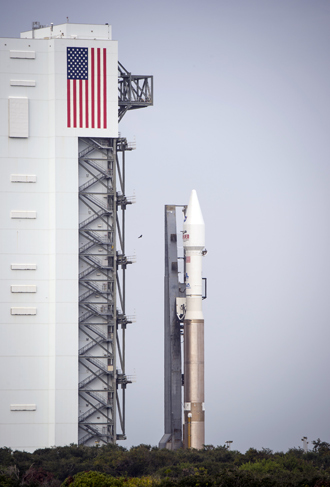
1 438 330 487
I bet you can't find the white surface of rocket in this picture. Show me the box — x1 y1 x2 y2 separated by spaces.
183 190 205 449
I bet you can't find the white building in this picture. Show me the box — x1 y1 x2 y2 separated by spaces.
0 22 152 451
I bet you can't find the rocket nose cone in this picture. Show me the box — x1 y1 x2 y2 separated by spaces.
183 190 205 248
186 190 204 226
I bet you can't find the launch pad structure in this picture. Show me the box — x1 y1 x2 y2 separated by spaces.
78 137 134 444
73 58 154 445
0 22 153 450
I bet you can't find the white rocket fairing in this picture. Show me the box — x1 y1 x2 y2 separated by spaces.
183 190 205 449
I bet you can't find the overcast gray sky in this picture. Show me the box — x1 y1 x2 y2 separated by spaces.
2 0 330 453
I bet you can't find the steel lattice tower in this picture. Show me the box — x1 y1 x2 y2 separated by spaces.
78 66 153 445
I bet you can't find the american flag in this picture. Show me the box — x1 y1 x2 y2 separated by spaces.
67 47 107 129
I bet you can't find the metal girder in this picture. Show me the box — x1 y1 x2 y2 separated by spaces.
118 62 153 122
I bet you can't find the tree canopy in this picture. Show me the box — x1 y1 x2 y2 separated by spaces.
0 440 329 487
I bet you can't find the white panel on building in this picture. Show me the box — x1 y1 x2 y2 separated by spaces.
10 50 36 59
10 80 36 87
11 174 37 183
11 285 37 293
11 307 37 315
11 264 37 270
8 98 29 138
10 404 37 411
10 211 36 219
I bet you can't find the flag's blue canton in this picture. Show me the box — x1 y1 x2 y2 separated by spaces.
67 47 88 80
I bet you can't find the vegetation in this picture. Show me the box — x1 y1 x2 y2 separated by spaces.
0 439 330 487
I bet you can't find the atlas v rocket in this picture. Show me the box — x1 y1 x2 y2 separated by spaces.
160 190 206 450
183 190 205 449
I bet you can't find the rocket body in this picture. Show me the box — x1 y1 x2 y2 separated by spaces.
183 190 205 449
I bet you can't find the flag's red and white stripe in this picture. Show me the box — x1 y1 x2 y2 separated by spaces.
67 47 107 129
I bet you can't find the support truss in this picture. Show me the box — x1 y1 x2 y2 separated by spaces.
78 136 134 445
118 62 153 122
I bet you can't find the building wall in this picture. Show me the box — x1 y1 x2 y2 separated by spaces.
0 24 118 451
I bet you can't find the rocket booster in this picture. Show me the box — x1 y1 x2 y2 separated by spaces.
183 190 205 449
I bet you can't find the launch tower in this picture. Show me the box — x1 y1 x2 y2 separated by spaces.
0 22 153 450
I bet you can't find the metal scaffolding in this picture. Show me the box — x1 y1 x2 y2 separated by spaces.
118 62 153 122
78 61 153 445
78 136 134 445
